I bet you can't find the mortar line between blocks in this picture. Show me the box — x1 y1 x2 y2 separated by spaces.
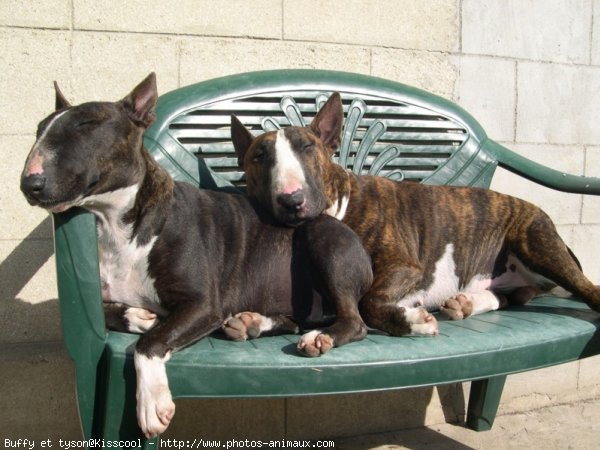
453 50 599 68
280 0 284 40
0 24 68 32
68 27 283 42
69 0 74 30
458 0 463 53
177 39 182 88
513 61 519 143
589 0 595 66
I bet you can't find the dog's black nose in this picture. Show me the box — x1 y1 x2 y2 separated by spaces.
21 174 46 197
277 190 306 211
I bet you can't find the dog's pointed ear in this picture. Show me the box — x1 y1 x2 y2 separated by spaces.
231 115 254 166
123 72 158 128
54 81 71 111
310 92 343 151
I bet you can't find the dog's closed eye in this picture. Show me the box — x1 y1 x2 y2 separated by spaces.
252 150 266 163
75 119 98 129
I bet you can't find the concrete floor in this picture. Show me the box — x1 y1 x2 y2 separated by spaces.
337 398 600 449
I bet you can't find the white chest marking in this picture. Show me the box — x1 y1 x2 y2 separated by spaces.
272 130 306 196
81 185 162 314
324 195 350 220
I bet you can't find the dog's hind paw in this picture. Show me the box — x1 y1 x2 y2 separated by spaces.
297 330 333 357
406 306 439 335
222 312 265 341
441 294 473 320
125 307 158 333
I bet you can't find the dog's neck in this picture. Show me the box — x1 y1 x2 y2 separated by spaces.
81 146 174 247
123 148 175 246
82 184 139 229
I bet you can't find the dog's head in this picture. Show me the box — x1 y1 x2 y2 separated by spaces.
232 92 344 226
20 73 158 213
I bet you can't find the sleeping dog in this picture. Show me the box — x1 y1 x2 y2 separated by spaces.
231 92 600 336
20 76 372 437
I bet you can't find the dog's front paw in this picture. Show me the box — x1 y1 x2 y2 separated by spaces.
135 352 175 438
297 330 333 357
125 307 158 333
406 306 439 335
441 293 473 320
137 382 175 438
222 312 264 341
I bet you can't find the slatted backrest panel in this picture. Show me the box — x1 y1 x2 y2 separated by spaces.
144 71 497 190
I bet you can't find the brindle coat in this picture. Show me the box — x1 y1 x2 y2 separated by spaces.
232 93 600 336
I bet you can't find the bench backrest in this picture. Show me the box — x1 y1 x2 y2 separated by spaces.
143 70 498 191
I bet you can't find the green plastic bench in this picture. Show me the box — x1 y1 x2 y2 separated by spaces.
53 70 600 448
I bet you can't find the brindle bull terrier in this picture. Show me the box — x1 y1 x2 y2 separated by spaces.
20 77 373 437
231 92 600 336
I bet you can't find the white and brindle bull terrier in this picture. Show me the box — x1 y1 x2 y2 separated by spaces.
231 92 600 336
20 76 373 437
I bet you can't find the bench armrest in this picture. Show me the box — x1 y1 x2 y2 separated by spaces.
485 139 600 195
53 208 106 438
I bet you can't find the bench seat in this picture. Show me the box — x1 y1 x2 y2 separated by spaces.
92 296 600 438
103 297 600 399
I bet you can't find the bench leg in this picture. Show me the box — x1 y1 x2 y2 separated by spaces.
466 375 507 431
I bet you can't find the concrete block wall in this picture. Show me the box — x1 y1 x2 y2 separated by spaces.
1 0 599 442
458 0 600 279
